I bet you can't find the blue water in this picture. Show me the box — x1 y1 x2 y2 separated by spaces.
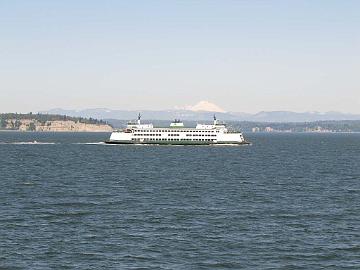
0 132 359 269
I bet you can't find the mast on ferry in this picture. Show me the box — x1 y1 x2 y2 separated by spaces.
213 114 218 125
137 113 141 125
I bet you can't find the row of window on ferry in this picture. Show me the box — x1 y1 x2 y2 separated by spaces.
133 133 217 137
131 138 215 142
133 129 219 133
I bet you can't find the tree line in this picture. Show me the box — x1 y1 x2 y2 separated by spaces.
0 113 110 129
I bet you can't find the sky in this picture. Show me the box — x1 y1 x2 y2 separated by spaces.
0 0 359 113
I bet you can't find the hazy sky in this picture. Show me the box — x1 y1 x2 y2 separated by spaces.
1 0 359 113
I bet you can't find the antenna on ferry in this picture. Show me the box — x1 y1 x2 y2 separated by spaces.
213 114 217 125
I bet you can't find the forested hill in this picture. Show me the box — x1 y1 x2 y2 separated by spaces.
0 113 113 132
0 113 107 125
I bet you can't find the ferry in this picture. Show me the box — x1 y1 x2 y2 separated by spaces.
105 114 249 145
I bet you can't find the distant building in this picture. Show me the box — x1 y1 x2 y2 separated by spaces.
265 126 274 132
252 127 260 132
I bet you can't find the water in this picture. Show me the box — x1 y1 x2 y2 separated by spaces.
0 132 359 269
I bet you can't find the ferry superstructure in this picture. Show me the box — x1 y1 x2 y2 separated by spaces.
105 114 249 145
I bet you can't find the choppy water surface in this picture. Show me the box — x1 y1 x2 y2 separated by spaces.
0 132 359 269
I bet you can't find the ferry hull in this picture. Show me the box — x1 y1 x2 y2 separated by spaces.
105 140 250 146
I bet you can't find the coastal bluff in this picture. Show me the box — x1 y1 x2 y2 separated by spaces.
0 113 113 132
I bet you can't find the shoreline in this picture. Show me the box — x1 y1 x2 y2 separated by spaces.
1 130 360 134
0 130 113 133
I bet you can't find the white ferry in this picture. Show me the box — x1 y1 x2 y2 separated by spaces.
105 114 249 145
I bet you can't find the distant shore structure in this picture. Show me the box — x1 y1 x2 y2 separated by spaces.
105 114 249 145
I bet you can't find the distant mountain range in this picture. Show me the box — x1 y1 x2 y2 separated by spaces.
41 108 360 122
